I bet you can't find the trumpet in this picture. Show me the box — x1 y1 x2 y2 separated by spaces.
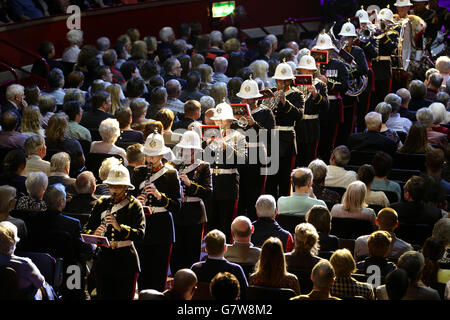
261 89 282 111
358 26 374 42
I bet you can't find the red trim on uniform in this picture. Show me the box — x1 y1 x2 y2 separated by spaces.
285 234 294 253
351 103 357 134
261 174 267 195
200 222 205 256
288 155 296 193
332 123 339 149
229 199 239 244
337 94 344 123
314 140 319 159
131 272 139 300
388 78 393 93
164 243 173 288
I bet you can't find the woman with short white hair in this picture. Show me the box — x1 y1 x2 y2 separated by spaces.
90 118 128 165
249 60 269 87
330 180 376 228
0 186 27 240
417 107 448 148
15 172 48 212
62 29 83 63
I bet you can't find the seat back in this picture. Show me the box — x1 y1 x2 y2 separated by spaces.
430 282 446 300
116 141 140 150
331 217 375 240
287 268 313 294
191 282 213 300
78 140 91 157
396 131 407 144
275 214 305 234
367 204 384 215
338 239 356 256
382 190 399 204
0 266 19 299
393 152 426 171
349 150 376 166
388 168 421 182
237 263 256 280
318 251 334 260
0 147 20 173
246 285 297 300
325 186 347 201
85 153 124 181
15 251 57 286
395 223 433 247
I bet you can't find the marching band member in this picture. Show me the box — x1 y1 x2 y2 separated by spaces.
336 20 369 143
205 102 247 241
236 78 275 221
83 164 145 299
265 61 304 200
131 131 181 292
295 55 329 167
313 33 350 162
411 0 436 52
372 6 401 105
171 130 212 274
355 6 379 132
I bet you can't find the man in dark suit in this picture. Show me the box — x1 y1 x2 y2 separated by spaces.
163 57 187 89
408 80 433 111
191 229 248 299
79 91 114 140
2 84 27 129
145 86 168 121
172 100 201 131
178 71 205 103
65 171 98 215
347 112 397 156
389 176 443 227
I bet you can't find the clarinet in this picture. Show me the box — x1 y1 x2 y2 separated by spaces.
145 166 155 204
94 194 116 256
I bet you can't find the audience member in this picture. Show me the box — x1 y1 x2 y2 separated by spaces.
146 86 168 120
252 195 293 252
65 171 97 215
3 84 27 128
48 152 76 195
324 145 357 188
62 29 83 63
165 79 185 116
432 218 450 285
396 88 417 122
90 118 128 165
210 272 240 300
370 151 401 202
154 108 182 148
0 186 27 240
305 205 339 252
421 237 446 287
23 135 50 177
416 107 447 148
277 168 326 216
357 164 390 208
384 269 410 300
0 112 27 149
15 172 47 212
0 149 27 196
399 122 433 154
43 68 65 106
374 102 402 148
95 156 120 197
125 143 144 174
173 100 201 131
212 57 230 84
163 269 197 300
429 102 450 138
130 98 151 132
20 106 44 137
38 95 56 128
408 80 433 111
63 101 92 142
285 223 323 271
79 90 114 133
179 71 205 102
425 149 450 195
308 159 340 208
114 107 144 144
426 73 444 101
249 237 300 295
224 216 261 265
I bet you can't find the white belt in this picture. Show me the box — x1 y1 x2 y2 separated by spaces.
303 114 319 120
328 95 338 100
376 56 391 61
213 168 238 175
247 142 264 148
110 240 132 249
275 125 295 131
184 196 202 202
145 206 168 215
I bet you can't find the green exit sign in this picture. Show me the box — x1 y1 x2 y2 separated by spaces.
212 1 235 18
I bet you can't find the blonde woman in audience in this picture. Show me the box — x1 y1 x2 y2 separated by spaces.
106 84 124 115
90 118 128 166
209 82 228 106
249 60 270 88
285 223 323 271
198 63 213 95
21 106 45 137
249 237 300 295
330 181 377 228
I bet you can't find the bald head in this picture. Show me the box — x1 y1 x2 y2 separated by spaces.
172 269 198 300
166 79 181 98
376 208 399 232
286 41 299 55
396 88 411 108
291 167 313 191
311 260 335 290
231 216 253 242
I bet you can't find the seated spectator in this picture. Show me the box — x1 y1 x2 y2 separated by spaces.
23 135 50 177
38 95 56 129
208 30 226 62
63 101 91 142
227 77 243 104
347 112 397 156
143 120 164 141
0 149 27 196
42 68 65 106
330 181 377 228
417 107 447 148
79 91 114 134
429 102 450 139
0 221 44 299
115 107 144 144
103 49 125 85
384 269 410 300
125 144 144 174
3 84 26 128
371 151 401 202
31 42 64 79
330 249 375 299
425 149 450 195
396 88 417 122
48 152 76 195
130 98 151 132
173 100 201 131
432 218 450 285
94 157 120 197
249 60 270 88
376 251 440 300
90 118 128 166
190 229 248 298
45 113 85 177
354 208 413 262
308 159 340 208
154 108 181 148
356 231 396 277
390 176 443 227
421 237 446 287
252 194 293 252
20 106 44 137
209 82 228 106
436 56 450 87
96 36 110 65
224 216 261 265
24 85 40 109
212 57 230 84
15 172 47 212
305 205 339 252
435 92 450 122
358 164 390 208
426 73 444 101
163 57 186 89
290 260 341 300
249 237 300 295
285 223 323 271
0 186 27 240
62 29 83 64
124 77 146 106
129 40 147 69
0 112 27 149
324 145 357 188
399 122 433 154
374 102 402 148
210 272 240 301
146 86 168 120
162 269 197 301
179 71 205 102
65 171 97 215
65 72 86 92
278 168 326 216
203 107 216 125
165 79 185 117
408 80 433 111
